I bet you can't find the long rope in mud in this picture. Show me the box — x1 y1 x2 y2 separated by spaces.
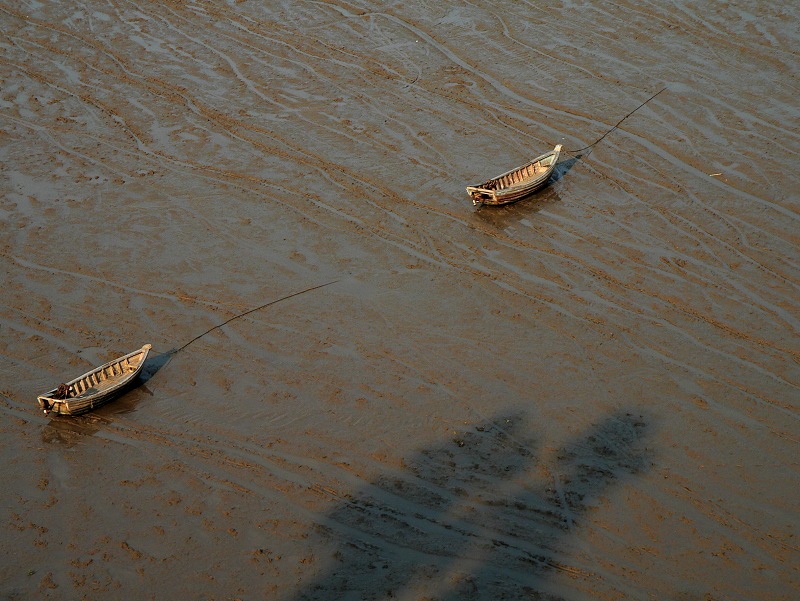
564 86 667 154
170 280 339 355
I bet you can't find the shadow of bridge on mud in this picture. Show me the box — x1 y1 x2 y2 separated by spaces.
291 409 651 600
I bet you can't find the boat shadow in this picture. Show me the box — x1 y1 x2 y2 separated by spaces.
138 347 174 386
287 408 651 600
98 348 173 415
552 153 581 182
472 154 581 226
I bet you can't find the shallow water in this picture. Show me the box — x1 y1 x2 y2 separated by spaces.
1 1 798 599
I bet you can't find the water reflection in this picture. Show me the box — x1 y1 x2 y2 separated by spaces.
41 415 101 446
474 184 561 224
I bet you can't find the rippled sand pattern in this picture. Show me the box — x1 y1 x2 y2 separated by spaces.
1 1 798 599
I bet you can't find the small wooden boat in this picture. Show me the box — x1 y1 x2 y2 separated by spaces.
467 144 562 206
37 344 152 416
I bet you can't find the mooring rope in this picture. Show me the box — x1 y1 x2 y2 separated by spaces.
564 86 667 154
170 280 339 355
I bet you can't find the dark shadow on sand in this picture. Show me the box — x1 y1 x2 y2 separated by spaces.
290 409 650 600
131 347 174 392
96 348 174 415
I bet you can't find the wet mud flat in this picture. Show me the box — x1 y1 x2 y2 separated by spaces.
1 1 798 599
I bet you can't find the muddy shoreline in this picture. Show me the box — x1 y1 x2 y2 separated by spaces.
2 1 798 599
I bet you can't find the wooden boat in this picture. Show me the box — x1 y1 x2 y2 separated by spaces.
37 344 152 416
467 144 562 206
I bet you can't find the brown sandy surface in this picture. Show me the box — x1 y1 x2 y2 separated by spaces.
1 1 798 599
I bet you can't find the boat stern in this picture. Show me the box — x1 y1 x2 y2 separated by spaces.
38 395 56 415
466 186 497 206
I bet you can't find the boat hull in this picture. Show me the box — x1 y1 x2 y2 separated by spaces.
37 344 151 416
467 145 562 206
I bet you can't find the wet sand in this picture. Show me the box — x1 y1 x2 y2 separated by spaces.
1 1 798 599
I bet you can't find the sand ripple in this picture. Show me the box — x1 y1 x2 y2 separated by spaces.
1 1 798 598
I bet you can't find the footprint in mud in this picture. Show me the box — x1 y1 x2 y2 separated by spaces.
292 410 650 600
